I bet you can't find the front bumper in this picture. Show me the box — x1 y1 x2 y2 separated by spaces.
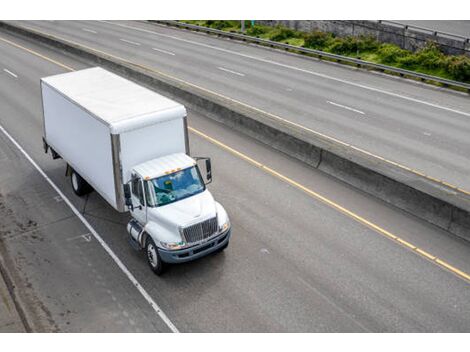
158 229 231 264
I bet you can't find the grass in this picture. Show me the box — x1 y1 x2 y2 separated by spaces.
179 20 470 84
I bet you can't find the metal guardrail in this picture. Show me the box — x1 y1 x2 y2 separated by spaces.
153 20 470 92
377 20 470 43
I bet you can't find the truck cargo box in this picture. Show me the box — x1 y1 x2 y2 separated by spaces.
41 67 188 212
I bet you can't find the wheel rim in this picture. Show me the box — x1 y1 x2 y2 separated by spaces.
71 173 78 191
147 243 158 268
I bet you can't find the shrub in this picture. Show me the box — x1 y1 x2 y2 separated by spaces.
357 36 380 52
397 53 420 68
303 31 332 49
206 20 234 30
414 42 446 69
269 26 296 41
247 25 269 36
446 55 470 82
377 44 410 64
328 36 359 54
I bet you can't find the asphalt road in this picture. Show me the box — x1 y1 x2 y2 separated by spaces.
0 29 470 332
395 20 470 38
8 20 470 195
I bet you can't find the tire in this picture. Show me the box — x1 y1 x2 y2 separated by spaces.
70 170 93 196
146 237 166 275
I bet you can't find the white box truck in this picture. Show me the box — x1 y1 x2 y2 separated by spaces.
41 67 231 274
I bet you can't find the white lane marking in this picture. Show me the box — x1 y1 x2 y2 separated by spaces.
81 28 97 34
3 69 18 78
67 233 92 242
217 66 245 77
152 47 175 56
0 123 179 333
102 21 470 118
53 195 63 202
119 38 141 46
327 101 365 115
423 131 432 136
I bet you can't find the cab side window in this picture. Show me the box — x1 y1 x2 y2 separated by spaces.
131 177 145 206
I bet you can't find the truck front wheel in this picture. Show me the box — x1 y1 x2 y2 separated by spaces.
71 170 93 196
146 237 166 275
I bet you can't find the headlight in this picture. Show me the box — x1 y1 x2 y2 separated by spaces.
219 218 230 233
159 241 186 250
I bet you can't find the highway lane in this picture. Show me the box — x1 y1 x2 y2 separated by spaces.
0 37 173 332
10 20 470 195
394 20 470 38
0 30 470 332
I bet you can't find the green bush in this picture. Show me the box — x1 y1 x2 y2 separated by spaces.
377 44 410 64
446 55 470 81
328 36 359 54
269 26 296 41
206 20 235 30
357 36 380 52
246 25 269 36
414 42 446 69
303 31 332 49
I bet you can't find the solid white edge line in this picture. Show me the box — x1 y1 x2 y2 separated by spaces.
3 68 18 78
217 66 245 77
327 101 365 115
0 123 179 333
151 47 175 56
101 21 470 118
81 28 97 34
119 38 141 46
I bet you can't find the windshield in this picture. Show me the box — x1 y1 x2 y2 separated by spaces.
146 166 205 207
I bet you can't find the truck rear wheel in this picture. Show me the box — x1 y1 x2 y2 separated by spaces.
146 237 166 275
71 170 93 196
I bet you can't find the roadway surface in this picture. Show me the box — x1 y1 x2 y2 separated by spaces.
394 20 470 38
0 27 470 332
7 20 470 196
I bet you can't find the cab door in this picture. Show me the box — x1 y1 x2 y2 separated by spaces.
130 175 147 225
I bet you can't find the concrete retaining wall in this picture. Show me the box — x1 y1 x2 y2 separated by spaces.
258 20 470 56
1 21 469 241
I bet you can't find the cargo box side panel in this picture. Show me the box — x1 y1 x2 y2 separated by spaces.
120 117 186 182
42 83 118 209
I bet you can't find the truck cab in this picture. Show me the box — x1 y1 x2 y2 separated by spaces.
125 153 231 274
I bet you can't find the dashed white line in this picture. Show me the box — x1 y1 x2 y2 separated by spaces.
3 69 18 78
0 123 179 333
327 101 365 115
119 38 141 46
217 66 245 77
81 28 97 34
152 47 175 56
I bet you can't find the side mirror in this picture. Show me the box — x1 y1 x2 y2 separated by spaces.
205 159 212 184
195 157 212 185
123 183 134 211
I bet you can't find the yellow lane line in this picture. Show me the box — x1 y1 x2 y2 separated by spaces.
8 22 470 198
0 36 75 71
2 28 469 284
190 127 470 283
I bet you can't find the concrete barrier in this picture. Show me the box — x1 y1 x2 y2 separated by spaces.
1 21 469 241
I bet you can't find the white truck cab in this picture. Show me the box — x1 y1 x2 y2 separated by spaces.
40 67 230 275
126 153 230 274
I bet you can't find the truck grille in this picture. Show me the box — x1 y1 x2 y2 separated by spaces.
182 217 218 244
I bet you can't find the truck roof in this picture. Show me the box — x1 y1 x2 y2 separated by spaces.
41 67 186 133
133 153 196 180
